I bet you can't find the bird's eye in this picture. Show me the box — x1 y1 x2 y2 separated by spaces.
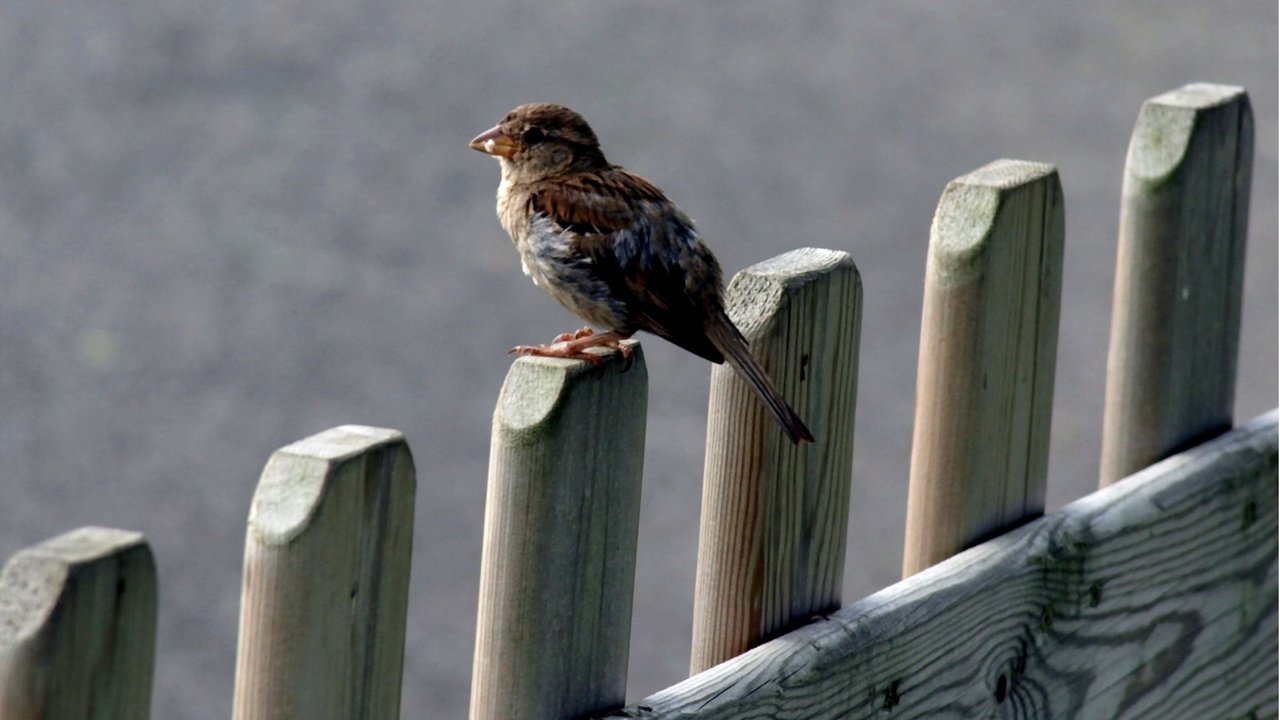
522 127 548 145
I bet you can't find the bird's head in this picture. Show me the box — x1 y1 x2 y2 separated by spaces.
469 103 606 181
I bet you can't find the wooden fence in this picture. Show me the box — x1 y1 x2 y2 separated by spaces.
0 82 1271 720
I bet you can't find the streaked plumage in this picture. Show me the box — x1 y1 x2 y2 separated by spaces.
470 103 813 444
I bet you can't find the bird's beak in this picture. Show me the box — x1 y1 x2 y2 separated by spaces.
469 125 518 158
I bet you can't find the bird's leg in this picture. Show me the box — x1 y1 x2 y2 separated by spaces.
551 326 597 343
509 329 635 368
560 329 635 364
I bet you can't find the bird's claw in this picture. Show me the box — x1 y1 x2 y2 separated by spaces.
551 326 597 343
509 342 606 366
613 341 635 372
508 330 633 370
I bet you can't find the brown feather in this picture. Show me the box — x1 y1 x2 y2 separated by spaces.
529 170 665 233
529 170 726 363
704 310 815 444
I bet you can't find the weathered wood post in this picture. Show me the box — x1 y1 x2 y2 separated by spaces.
690 248 862 674
470 344 647 720
0 527 157 720
233 425 416 720
1099 83 1253 486
902 159 1064 577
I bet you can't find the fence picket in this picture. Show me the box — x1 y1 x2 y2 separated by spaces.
470 343 647 720
232 425 415 720
1099 83 1254 486
0 527 157 720
690 248 862 674
902 159 1065 576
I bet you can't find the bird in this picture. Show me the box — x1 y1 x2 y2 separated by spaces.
469 103 814 444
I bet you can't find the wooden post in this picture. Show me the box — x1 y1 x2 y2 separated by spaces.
470 343 647 720
1099 83 1253 486
689 248 862 674
233 425 416 720
0 527 157 720
902 159 1064 577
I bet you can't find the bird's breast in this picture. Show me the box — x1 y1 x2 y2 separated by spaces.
495 186 627 329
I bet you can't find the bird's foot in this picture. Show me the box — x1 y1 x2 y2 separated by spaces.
509 342 607 366
551 326 597 343
509 330 635 369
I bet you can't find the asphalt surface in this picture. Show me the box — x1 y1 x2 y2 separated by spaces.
0 3 1275 717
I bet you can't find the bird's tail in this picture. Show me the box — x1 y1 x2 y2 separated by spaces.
705 311 815 444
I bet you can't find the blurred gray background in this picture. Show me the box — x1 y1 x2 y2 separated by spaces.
0 2 1275 717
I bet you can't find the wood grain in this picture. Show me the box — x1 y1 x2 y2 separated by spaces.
470 343 647 720
232 425 416 720
690 248 862 674
0 527 157 720
902 159 1064 576
606 410 1278 720
1100 83 1254 486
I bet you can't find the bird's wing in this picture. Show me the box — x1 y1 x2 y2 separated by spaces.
529 168 664 235
528 169 725 363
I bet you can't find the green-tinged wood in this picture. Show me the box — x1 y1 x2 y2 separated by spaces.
1100 83 1253 486
607 410 1279 719
470 343 647 720
0 527 157 720
232 425 416 720
690 248 862 674
902 159 1064 577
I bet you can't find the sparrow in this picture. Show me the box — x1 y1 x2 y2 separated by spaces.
469 103 814 444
